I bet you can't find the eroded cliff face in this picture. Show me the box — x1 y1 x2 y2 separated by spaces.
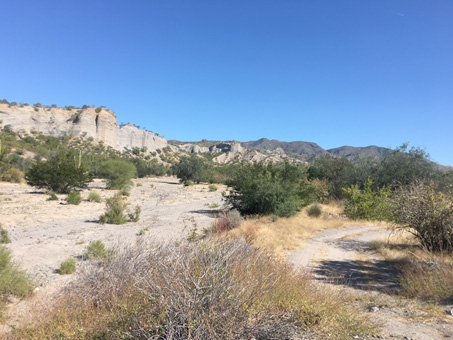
0 104 167 152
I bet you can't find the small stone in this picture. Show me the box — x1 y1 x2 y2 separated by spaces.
446 310 452 316
368 306 379 312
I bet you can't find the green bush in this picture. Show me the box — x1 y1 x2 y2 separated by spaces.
25 150 92 194
66 190 82 205
184 180 194 186
83 241 109 260
224 162 309 217
0 225 11 244
173 154 208 184
208 184 218 192
391 182 453 252
95 107 102 113
98 159 136 189
88 191 101 203
343 179 392 221
99 192 129 225
58 257 76 275
0 245 34 317
307 204 322 217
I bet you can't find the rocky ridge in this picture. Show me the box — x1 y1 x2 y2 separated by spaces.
0 104 167 152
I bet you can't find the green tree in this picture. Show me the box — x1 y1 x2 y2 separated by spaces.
224 162 309 217
98 159 136 189
173 154 207 184
308 156 354 199
25 150 92 194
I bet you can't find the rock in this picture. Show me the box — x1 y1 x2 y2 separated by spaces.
446 310 452 316
368 306 380 312
0 104 167 152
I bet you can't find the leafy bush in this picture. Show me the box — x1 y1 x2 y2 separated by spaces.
99 192 141 225
184 179 194 186
88 191 101 203
98 159 136 189
307 204 322 217
99 193 129 225
0 245 34 317
391 182 453 251
0 225 11 244
95 107 102 113
58 257 76 275
224 162 309 217
173 154 208 183
343 179 392 221
83 241 110 260
0 167 24 183
208 184 218 192
25 150 92 194
66 190 82 205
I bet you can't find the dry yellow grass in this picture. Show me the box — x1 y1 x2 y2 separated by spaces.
231 202 389 257
370 231 453 302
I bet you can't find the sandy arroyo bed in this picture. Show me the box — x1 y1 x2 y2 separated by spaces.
0 177 225 330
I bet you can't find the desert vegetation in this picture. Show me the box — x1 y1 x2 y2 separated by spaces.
10 238 371 340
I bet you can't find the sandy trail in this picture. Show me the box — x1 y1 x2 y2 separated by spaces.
289 226 453 340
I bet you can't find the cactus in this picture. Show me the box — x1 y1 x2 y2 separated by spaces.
74 149 82 169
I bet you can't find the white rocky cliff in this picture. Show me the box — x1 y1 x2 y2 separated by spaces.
0 104 167 152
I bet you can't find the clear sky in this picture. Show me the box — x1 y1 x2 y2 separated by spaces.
1 1 452 165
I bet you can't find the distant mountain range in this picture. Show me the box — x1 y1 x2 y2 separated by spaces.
241 138 388 161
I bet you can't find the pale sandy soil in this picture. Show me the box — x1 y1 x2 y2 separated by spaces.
0 177 225 332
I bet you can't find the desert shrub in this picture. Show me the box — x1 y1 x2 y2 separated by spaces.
372 143 436 189
391 181 453 252
128 205 141 222
136 182 142 187
0 245 34 317
99 192 129 225
95 107 102 113
88 191 101 203
10 239 370 339
208 184 217 192
66 190 82 205
25 149 92 194
224 162 309 217
308 155 354 199
173 154 208 183
58 257 76 275
184 179 193 186
46 192 58 201
214 209 243 233
0 167 24 183
119 186 130 196
343 179 392 221
307 203 322 217
98 159 136 189
398 259 453 302
83 241 110 260
0 225 10 244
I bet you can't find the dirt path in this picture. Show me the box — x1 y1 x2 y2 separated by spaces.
289 226 453 340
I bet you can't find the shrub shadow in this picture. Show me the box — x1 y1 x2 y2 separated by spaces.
314 258 400 294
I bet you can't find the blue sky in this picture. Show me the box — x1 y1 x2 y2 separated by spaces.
1 1 452 165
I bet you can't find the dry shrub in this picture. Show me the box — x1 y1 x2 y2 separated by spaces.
370 232 453 302
213 209 243 233
399 260 453 302
392 181 453 252
11 238 371 340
